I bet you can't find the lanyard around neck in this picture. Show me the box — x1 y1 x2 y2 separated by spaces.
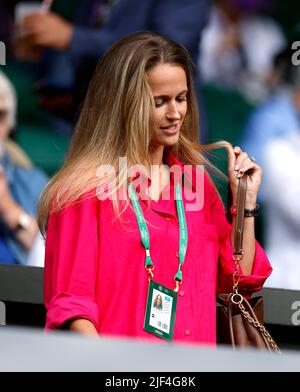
128 182 188 292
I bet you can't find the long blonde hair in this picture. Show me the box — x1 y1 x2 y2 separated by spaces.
38 32 228 237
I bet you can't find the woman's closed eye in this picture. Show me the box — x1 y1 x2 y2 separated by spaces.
154 98 165 107
177 95 187 103
154 95 187 108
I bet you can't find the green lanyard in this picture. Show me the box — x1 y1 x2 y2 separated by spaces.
128 182 188 292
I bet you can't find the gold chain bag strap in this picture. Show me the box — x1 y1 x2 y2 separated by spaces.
216 175 281 353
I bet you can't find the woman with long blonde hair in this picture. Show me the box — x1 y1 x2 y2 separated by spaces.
40 32 271 342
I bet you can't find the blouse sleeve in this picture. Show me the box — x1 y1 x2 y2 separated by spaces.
205 175 272 297
44 194 100 331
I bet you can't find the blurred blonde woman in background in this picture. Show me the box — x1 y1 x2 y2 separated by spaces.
0 71 48 266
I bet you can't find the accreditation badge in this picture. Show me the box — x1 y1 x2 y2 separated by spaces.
144 280 177 341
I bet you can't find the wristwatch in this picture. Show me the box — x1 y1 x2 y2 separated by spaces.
230 203 260 217
16 211 32 231
244 204 260 217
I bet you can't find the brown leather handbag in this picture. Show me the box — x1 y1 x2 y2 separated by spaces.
216 175 281 353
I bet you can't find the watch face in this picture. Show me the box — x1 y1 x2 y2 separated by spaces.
18 212 31 229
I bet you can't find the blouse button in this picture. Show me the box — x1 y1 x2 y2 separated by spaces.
184 329 191 336
176 251 179 258
165 216 172 221
179 290 184 297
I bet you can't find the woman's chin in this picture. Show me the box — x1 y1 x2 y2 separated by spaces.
161 133 180 146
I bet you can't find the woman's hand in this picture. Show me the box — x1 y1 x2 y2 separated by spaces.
0 165 39 250
0 165 16 216
226 144 262 209
20 12 74 51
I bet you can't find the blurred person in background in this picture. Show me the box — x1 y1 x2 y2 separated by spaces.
256 44 300 290
240 40 300 203
14 0 210 141
198 0 285 103
0 71 48 266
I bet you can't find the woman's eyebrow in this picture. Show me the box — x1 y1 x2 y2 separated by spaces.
154 89 188 99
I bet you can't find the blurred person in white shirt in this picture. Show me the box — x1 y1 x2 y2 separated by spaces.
262 44 300 290
198 0 286 102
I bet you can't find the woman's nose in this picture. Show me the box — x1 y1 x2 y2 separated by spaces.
166 102 180 120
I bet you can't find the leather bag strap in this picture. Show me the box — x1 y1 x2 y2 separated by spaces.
233 175 247 256
225 176 281 353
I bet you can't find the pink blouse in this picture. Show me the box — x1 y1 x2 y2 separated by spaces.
44 153 272 345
